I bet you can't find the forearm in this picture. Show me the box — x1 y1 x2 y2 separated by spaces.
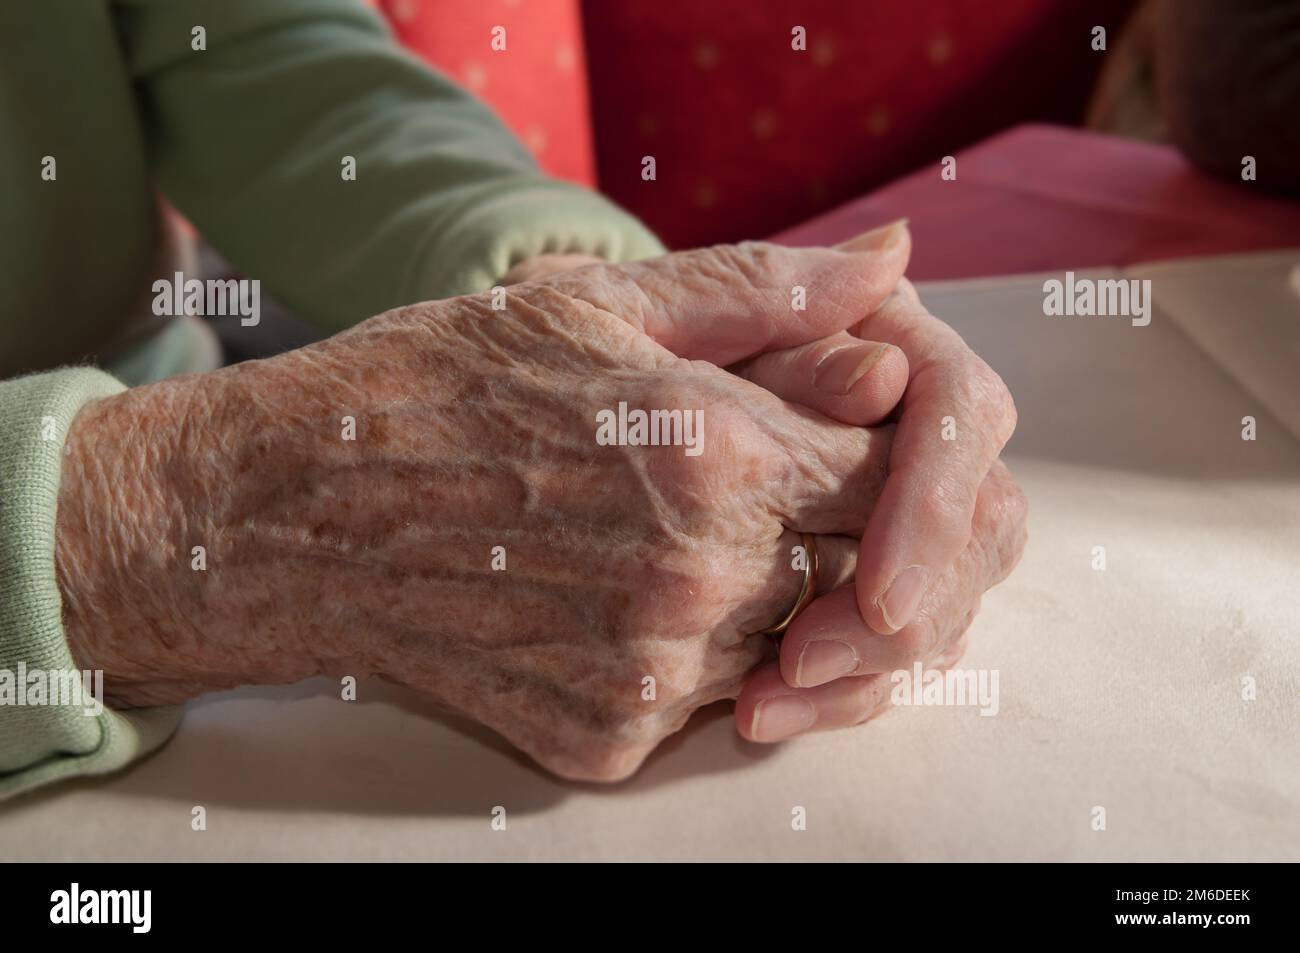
118 0 663 331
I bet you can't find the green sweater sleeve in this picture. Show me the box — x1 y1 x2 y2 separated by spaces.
114 0 665 332
0 369 181 801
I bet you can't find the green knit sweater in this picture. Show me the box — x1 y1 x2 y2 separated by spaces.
0 0 663 799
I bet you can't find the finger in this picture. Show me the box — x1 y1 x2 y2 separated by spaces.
780 465 1024 687
736 661 891 743
737 629 973 743
755 404 895 537
733 531 856 637
850 279 1018 634
541 221 911 366
731 332 909 425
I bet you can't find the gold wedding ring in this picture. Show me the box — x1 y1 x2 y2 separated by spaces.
756 532 819 642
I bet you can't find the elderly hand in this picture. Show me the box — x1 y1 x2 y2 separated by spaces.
733 271 1028 740
56 231 1025 780
507 235 1022 642
502 236 1028 747
57 237 909 781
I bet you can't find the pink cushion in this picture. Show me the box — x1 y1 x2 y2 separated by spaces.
773 124 1300 279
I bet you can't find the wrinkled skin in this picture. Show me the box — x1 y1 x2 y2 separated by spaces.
56 241 1026 781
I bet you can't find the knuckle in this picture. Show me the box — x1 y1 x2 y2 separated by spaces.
968 358 1017 446
644 438 719 503
972 478 1029 583
887 616 939 667
635 548 731 635
550 741 647 783
983 466 1028 528
1002 501 1030 573
1002 478 1029 530
913 480 974 539
544 264 652 329
991 479 1029 565
512 279 583 315
642 383 767 497
714 241 785 292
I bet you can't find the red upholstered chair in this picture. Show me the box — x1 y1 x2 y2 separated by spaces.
375 0 598 188
377 0 1137 247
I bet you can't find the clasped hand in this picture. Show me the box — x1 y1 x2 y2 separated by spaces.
57 222 1025 781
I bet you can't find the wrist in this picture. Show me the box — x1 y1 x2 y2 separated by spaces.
55 370 318 705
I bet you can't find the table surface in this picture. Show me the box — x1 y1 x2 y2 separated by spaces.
3 127 1298 861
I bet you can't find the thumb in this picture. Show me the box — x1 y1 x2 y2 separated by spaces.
540 220 910 366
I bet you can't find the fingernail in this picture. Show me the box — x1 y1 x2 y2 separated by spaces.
751 696 816 742
813 343 889 395
874 564 929 633
795 639 860 687
835 217 910 253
